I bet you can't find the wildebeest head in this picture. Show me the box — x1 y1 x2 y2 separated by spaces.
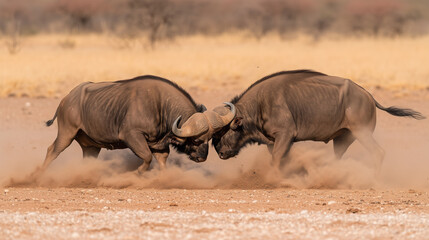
171 103 236 162
211 103 257 160
171 137 209 163
212 117 244 160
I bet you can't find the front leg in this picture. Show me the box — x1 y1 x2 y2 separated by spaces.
271 132 294 170
121 130 153 174
265 132 294 184
152 149 170 170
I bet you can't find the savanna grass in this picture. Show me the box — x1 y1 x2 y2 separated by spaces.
1 33 428 97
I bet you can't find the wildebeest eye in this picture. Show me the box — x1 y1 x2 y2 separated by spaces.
231 125 243 131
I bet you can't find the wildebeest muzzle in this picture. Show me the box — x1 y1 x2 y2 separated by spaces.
189 143 209 162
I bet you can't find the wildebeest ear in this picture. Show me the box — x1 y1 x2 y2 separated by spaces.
230 117 243 130
170 136 186 145
199 104 207 112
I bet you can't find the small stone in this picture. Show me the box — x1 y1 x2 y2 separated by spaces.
346 208 361 214
71 232 80 238
4 189 9 194
328 201 336 205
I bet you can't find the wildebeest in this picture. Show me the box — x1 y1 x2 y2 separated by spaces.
211 70 425 174
35 75 235 176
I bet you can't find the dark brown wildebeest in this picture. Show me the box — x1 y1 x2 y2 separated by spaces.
211 70 425 176
35 75 235 176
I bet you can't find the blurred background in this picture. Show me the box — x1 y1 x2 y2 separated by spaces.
1 0 429 97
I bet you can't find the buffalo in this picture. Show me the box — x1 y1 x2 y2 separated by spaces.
211 70 425 175
35 75 235 176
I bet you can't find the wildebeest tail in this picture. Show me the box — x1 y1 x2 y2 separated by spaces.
45 109 58 126
375 100 425 120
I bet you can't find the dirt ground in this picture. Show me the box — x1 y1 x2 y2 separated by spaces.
0 88 429 239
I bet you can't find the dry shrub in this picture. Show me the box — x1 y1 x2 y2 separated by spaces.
1 0 428 38
4 23 21 54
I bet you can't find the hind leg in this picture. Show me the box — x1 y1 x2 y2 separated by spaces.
353 130 385 174
333 130 356 159
344 97 381 173
32 128 77 178
42 134 76 169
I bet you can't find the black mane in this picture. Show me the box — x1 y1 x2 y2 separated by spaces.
231 70 327 103
116 75 204 111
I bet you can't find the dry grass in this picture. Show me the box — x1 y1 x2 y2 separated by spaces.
1 33 429 97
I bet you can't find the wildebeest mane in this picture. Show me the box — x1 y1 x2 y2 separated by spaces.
116 75 205 112
231 70 327 104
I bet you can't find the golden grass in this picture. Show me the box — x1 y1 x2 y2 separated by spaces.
1 33 429 97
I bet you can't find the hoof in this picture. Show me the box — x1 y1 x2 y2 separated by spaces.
28 167 45 181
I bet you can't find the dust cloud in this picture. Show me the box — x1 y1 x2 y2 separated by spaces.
1 134 428 189
1 144 272 189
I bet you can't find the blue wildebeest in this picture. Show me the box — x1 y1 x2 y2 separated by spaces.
211 70 425 175
35 75 235 176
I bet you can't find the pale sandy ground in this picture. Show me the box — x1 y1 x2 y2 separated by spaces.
0 89 429 239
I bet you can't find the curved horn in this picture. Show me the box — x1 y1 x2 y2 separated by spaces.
172 114 209 137
172 116 183 136
220 102 236 125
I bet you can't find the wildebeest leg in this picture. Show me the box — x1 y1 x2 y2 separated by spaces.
153 149 170 170
43 133 76 169
75 135 101 159
137 159 152 174
79 145 101 159
33 129 77 178
122 131 153 174
264 132 294 185
267 132 294 180
333 130 356 159
272 133 294 169
353 130 385 174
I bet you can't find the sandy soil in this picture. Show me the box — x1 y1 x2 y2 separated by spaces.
0 89 429 239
